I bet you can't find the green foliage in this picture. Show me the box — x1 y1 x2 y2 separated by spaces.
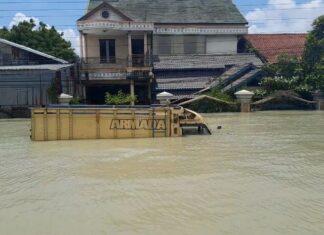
262 55 302 78
69 97 82 105
260 76 299 93
105 90 137 105
0 19 77 62
257 76 313 100
47 79 59 104
258 16 324 98
183 99 239 113
303 15 324 74
303 15 324 92
207 89 235 102
294 85 314 101
253 89 268 100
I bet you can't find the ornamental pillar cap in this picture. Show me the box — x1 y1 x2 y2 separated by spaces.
157 92 174 105
235 90 254 103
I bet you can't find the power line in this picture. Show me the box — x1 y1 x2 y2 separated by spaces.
1 6 324 11
0 1 321 7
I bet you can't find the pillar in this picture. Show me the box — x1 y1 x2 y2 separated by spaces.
235 90 254 113
79 31 84 59
144 33 148 66
313 91 324 111
83 33 88 60
130 79 135 106
144 33 148 54
147 80 152 104
128 32 132 67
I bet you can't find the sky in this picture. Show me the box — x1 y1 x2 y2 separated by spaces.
0 0 323 54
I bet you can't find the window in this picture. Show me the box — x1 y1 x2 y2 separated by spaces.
101 11 109 19
99 39 116 63
184 36 205 54
154 36 171 55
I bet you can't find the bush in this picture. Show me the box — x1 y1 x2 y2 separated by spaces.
260 76 298 93
105 90 137 105
69 96 82 105
207 89 235 102
262 55 302 78
258 77 314 100
294 85 314 101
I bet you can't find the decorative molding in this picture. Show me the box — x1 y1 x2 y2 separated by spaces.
154 26 248 35
78 20 248 35
77 21 154 31
88 72 128 80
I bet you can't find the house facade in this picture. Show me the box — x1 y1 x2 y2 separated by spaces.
78 0 262 104
0 38 78 108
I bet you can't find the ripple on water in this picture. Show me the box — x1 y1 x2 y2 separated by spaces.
0 112 324 235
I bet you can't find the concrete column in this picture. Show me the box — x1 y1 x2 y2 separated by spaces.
144 33 148 66
130 79 135 106
144 33 148 55
147 79 152 103
313 91 324 111
235 90 254 113
83 34 88 59
79 31 84 59
128 32 132 67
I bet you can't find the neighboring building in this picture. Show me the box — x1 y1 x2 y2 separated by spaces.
77 0 263 103
0 38 78 107
239 34 307 64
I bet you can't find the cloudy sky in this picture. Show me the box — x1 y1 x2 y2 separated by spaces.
0 0 323 54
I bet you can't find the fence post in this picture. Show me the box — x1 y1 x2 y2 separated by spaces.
235 90 254 113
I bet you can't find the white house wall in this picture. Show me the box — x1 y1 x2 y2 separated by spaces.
206 35 238 54
153 35 238 55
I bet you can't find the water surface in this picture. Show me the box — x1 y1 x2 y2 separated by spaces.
0 111 323 235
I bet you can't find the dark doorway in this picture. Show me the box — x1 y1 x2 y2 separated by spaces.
132 39 144 66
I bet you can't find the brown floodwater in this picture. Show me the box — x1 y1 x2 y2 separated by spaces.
0 111 323 235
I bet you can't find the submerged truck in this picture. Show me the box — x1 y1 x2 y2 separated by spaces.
31 106 211 141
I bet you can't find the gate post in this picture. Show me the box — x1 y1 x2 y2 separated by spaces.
235 90 254 113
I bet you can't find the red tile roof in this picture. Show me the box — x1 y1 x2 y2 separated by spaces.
244 34 307 64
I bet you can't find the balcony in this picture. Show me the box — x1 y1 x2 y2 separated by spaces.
80 54 153 73
80 55 153 81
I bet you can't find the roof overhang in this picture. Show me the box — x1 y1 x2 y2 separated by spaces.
0 38 68 64
0 64 73 71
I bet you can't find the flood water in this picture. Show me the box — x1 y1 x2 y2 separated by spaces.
0 111 323 235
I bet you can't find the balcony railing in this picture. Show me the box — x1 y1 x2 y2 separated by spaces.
80 54 153 71
130 54 153 67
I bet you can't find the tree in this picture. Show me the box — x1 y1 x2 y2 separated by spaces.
258 15 324 96
262 54 302 79
303 15 324 73
0 19 77 62
303 15 324 91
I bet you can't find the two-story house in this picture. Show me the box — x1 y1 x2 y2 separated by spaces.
77 0 263 104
